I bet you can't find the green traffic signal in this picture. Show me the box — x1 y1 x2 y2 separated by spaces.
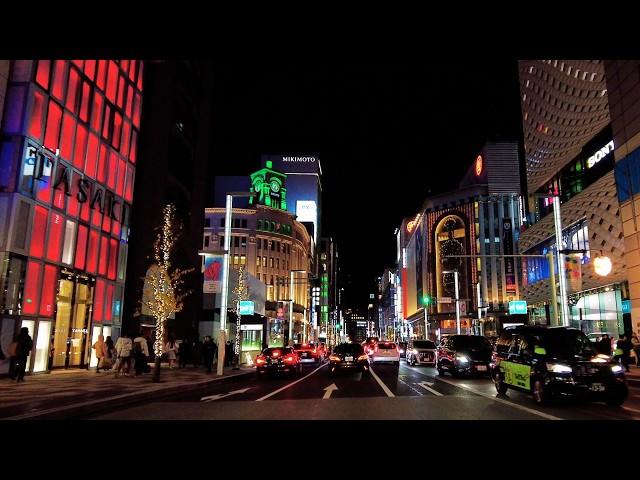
422 295 433 306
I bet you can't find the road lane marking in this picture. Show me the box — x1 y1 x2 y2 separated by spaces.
434 375 561 420
622 405 640 417
323 383 338 399
397 376 424 396
416 381 443 396
200 388 251 402
369 367 395 398
255 363 327 402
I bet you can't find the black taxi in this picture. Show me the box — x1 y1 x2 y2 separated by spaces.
491 326 628 406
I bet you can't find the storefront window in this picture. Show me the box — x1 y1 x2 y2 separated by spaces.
33 320 51 372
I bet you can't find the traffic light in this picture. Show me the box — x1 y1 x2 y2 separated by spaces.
422 295 433 306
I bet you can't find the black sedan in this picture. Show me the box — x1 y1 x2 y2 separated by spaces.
255 346 302 378
328 343 370 377
437 334 493 377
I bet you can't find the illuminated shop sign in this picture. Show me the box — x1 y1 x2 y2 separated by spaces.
587 140 614 168
24 145 128 224
475 155 483 176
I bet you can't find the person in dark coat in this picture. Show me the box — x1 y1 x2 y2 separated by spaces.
202 336 217 373
616 334 632 372
14 327 33 382
598 334 612 355
178 339 192 368
225 341 233 367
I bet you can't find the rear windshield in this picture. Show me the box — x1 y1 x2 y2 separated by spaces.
413 340 436 349
263 347 293 356
334 343 364 355
377 343 396 349
293 344 311 349
450 336 492 350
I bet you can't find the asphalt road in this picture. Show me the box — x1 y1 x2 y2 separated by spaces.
90 360 640 420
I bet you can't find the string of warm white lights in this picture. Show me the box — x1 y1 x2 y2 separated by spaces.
143 204 193 359
232 265 249 356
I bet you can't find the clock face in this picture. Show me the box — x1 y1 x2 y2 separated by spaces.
270 180 280 192
475 155 483 176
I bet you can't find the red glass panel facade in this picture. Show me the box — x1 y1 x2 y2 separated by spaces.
79 81 91 123
91 92 103 133
98 235 109 275
39 264 58 317
108 239 118 280
86 229 99 273
44 100 62 151
84 60 96 81
73 123 88 169
104 283 113 321
46 211 64 262
51 60 66 102
23 261 42 315
93 278 104 322
86 132 98 178
66 68 79 113
60 112 75 162
74 224 88 270
36 60 50 90
28 90 45 141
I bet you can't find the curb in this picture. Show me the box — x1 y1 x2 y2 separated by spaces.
5 370 254 420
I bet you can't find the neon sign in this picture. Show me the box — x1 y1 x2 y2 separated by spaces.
587 140 614 168
475 155 483 176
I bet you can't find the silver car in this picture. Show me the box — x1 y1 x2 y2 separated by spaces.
406 340 437 366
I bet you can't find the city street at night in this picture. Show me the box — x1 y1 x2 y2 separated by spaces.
85 361 640 421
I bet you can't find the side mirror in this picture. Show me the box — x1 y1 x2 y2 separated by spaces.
534 346 546 355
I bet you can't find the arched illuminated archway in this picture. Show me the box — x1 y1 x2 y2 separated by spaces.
434 215 467 313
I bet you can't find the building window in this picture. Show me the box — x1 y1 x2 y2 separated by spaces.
220 218 225 227
205 218 211 227
262 256 267 267
263 239 268 249
219 236 224 247
234 255 239 265
277 242 281 252
276 258 279 269
204 236 210 247
270 258 274 268
240 255 246 265
234 236 240 247
256 256 261 266
241 236 247 247
241 219 247 228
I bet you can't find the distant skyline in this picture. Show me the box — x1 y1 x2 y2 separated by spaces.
210 61 522 309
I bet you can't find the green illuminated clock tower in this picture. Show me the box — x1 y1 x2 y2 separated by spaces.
249 161 287 211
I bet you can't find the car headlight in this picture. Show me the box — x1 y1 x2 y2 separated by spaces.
546 363 572 373
455 355 470 364
611 364 624 374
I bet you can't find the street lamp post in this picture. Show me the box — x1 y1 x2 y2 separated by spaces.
217 192 255 376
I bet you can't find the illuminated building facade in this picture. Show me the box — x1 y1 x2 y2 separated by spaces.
398 142 522 339
203 163 312 346
518 60 628 335
0 60 143 374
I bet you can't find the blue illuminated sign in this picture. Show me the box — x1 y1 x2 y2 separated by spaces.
622 300 631 315
239 300 255 315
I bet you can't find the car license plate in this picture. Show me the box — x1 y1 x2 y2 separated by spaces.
476 365 487 371
302 353 308 357
345 356 353 362
590 383 605 392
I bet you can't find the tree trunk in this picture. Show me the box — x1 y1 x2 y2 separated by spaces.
152 356 162 383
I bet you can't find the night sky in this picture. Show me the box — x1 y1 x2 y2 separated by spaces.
210 61 522 310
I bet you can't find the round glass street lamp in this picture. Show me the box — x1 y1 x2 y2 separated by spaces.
594 255 612 277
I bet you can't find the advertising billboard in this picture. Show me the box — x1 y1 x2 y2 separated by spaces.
262 154 320 174
502 219 517 295
203 254 223 293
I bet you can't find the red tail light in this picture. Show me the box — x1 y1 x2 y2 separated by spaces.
256 356 266 365
284 355 296 363
272 351 280 357
375 345 378 352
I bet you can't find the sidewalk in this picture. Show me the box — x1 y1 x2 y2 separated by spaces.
0 364 253 420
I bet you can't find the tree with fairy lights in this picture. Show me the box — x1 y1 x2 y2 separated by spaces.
230 265 250 368
143 204 193 383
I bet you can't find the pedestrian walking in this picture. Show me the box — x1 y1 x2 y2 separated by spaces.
165 336 178 369
632 333 640 367
14 327 33 382
178 338 192 368
114 332 133 377
104 336 116 370
598 334 612 356
225 341 233 367
133 331 150 376
93 334 107 372
615 334 632 372
201 336 217 373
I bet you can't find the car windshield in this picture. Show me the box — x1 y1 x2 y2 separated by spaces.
538 329 598 359
334 344 364 355
450 336 492 350
377 343 396 349
413 340 436 349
